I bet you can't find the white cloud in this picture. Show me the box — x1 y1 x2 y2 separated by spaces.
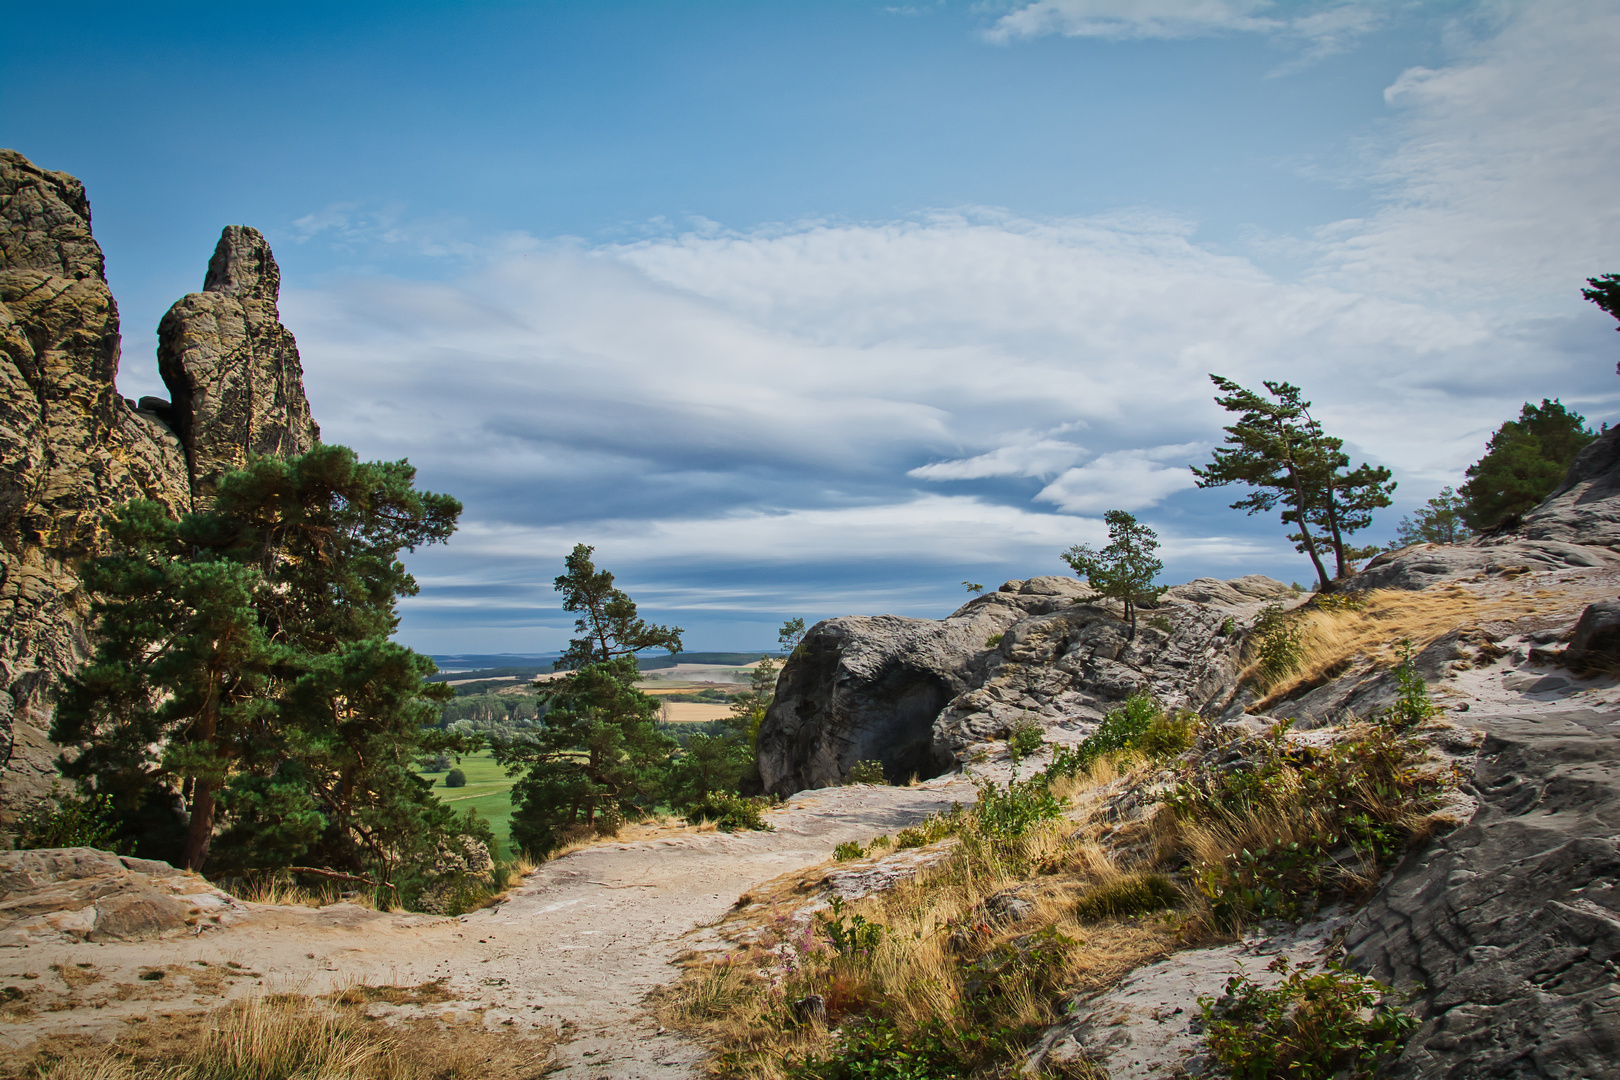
1314 0 1620 307
984 0 1383 58
909 436 1087 480
1035 445 1203 513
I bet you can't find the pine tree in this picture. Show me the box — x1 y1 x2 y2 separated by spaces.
1459 400 1595 530
1392 487 1471 547
54 445 469 887
498 546 681 855
1062 510 1164 641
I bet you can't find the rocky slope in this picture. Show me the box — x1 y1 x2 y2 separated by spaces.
0 150 317 827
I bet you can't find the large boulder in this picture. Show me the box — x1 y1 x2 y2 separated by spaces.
1347 710 1620 1078
756 576 1293 797
0 847 246 945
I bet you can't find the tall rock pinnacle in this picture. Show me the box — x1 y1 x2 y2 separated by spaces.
157 225 320 504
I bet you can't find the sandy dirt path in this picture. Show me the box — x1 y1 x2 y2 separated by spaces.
0 776 976 1078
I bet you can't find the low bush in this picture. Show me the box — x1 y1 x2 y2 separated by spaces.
985 633 1004 648
684 791 775 832
12 784 128 853
1008 716 1046 761
832 841 865 862
1248 604 1305 690
845 760 888 785
1198 956 1417 1080
443 767 467 788
1074 873 1180 921
1384 638 1440 729
972 777 1065 844
893 805 966 849
1045 694 1192 781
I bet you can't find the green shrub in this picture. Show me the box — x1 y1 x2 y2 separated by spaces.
1044 693 1191 781
1384 638 1439 729
12 784 129 853
1220 616 1237 636
1074 873 1180 920
973 776 1064 842
1199 956 1417 1080
1008 716 1045 761
893 806 965 849
684 791 775 832
790 1016 971 1079
833 841 865 861
443 767 467 788
819 896 885 955
845 760 888 785
1147 614 1173 634
985 633 1004 648
1249 604 1304 687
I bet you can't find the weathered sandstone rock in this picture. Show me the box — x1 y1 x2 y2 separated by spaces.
157 225 320 504
1347 710 1620 1079
756 575 1293 797
0 150 317 826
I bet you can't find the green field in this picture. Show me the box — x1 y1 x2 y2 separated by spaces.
421 751 518 857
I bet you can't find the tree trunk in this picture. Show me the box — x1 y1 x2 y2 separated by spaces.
1284 463 1333 591
184 780 215 871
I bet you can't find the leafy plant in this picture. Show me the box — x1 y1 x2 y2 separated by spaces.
820 896 886 955
790 1015 971 1079
442 768 467 788
1147 614 1174 634
12 784 129 853
1008 716 1045 761
1384 638 1439 729
833 841 866 861
685 791 774 832
1044 693 1191 780
1198 956 1417 1080
846 760 888 785
1220 616 1237 636
985 633 1004 648
1248 604 1304 689
972 776 1064 843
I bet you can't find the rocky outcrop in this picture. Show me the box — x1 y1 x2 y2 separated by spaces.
157 225 319 505
0 150 317 826
0 846 247 945
1347 710 1620 1078
756 575 1293 797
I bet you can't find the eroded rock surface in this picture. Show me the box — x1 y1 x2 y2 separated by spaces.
757 576 1294 797
0 150 317 825
1347 710 1620 1079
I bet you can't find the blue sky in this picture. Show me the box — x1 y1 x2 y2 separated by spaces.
7 1 1620 653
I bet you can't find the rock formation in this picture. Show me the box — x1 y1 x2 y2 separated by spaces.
0 149 317 826
756 574 1293 796
157 225 319 505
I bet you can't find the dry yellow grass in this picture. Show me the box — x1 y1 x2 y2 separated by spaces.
14 995 558 1080
232 874 383 910
1250 586 1566 704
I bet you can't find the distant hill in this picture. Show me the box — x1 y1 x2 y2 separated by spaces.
425 651 776 687
636 652 774 670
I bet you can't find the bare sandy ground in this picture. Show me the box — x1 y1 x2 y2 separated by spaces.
0 777 976 1078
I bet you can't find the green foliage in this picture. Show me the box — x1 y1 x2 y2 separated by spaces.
1194 376 1395 588
553 543 683 671
894 805 966 849
1248 604 1304 689
1583 273 1620 330
1199 956 1417 1080
846 760 888 785
1007 716 1045 761
12 784 129 853
1220 616 1237 636
1385 639 1439 729
790 1016 973 1080
833 841 866 861
985 633 1004 648
972 776 1064 842
819 896 886 955
52 445 467 881
1061 510 1164 640
1074 873 1180 920
497 656 674 856
1165 726 1447 928
443 768 467 788
1393 486 1471 547
1460 400 1596 530
779 617 808 653
962 581 984 594
1147 614 1173 634
683 791 774 832
1044 693 1192 781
